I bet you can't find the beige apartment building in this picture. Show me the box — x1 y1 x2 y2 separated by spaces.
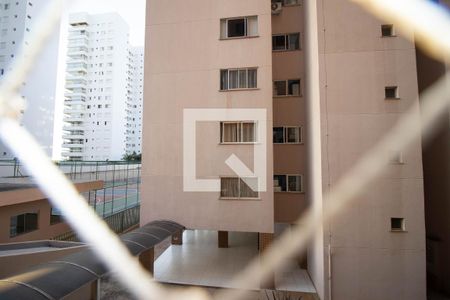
141 0 427 299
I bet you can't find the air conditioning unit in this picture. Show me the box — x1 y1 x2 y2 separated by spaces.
271 2 283 15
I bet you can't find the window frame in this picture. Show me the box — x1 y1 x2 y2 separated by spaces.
50 207 64 225
390 218 406 232
10 211 39 238
220 176 260 200
220 121 258 144
282 0 301 6
272 32 301 51
220 67 258 91
226 17 247 38
273 79 301 97
385 86 399 99
274 174 304 193
220 16 258 40
273 126 303 144
381 24 395 37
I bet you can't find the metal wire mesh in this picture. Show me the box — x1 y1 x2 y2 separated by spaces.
0 0 449 300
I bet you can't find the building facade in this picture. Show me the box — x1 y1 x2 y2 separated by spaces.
0 0 60 159
141 0 426 299
62 12 143 161
126 46 144 155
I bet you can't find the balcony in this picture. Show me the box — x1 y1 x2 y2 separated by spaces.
62 152 85 160
63 125 84 132
68 24 88 31
64 89 87 99
62 143 84 148
62 134 84 140
63 107 85 115
64 95 86 103
65 81 87 90
63 116 84 123
66 63 88 74
68 33 89 42
67 46 88 56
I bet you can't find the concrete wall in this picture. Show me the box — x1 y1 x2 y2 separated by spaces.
272 2 307 224
415 35 450 295
0 181 103 244
141 0 274 233
0 241 85 278
316 0 426 299
0 198 71 244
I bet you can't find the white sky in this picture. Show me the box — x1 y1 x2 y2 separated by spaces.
53 0 146 159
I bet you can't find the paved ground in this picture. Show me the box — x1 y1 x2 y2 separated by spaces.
154 230 316 293
101 231 318 300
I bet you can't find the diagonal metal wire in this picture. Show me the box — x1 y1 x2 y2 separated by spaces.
351 0 450 62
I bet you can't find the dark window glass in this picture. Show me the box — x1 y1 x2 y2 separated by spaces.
220 70 228 90
274 175 287 192
239 178 258 198
272 35 286 50
288 33 300 50
248 69 257 88
227 19 246 37
286 127 300 143
221 177 239 198
381 24 394 37
10 212 38 237
238 69 247 89
391 218 404 231
273 127 284 143
385 86 398 99
288 175 302 192
274 81 287 96
288 79 300 96
229 70 239 89
50 207 63 225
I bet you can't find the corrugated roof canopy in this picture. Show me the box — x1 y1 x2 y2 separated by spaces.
0 220 184 300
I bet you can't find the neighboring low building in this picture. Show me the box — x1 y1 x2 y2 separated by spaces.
0 180 102 244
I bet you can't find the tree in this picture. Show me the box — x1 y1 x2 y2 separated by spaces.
122 151 141 162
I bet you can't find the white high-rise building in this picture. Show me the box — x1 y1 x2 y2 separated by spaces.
0 0 60 159
62 12 143 161
126 46 143 155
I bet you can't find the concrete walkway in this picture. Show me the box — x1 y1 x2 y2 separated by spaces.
154 230 316 293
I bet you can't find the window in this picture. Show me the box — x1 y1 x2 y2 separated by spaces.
220 16 258 39
273 126 303 144
221 122 256 143
220 68 257 90
50 207 63 225
10 212 38 237
282 0 301 5
391 218 405 231
385 86 398 99
274 175 303 192
274 79 301 96
220 177 258 199
272 33 300 51
381 24 394 37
